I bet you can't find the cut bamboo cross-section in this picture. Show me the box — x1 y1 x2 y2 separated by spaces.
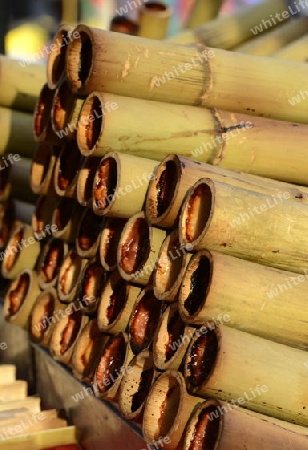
32 194 57 240
37 238 68 290
0 381 27 403
76 259 106 314
185 0 222 29
77 156 101 206
54 141 84 197
0 365 16 385
76 206 104 258
138 2 172 40
57 248 86 303
30 144 58 196
99 217 127 272
33 84 63 146
47 24 75 89
273 34 308 61
52 197 84 243
110 16 139 35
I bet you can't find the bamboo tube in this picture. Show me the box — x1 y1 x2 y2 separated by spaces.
0 381 27 403
185 0 222 29
184 399 308 450
0 365 16 384
92 152 157 217
273 34 308 61
235 18 308 56
29 288 64 348
180 178 308 273
153 304 195 371
184 323 308 426
168 0 287 47
66 25 308 124
76 206 104 258
72 319 108 382
128 284 164 354
118 349 156 421
54 141 84 197
52 197 84 243
153 230 192 302
30 143 57 196
77 156 101 206
110 16 139 35
0 55 46 113
37 238 68 290
97 271 141 334
1 224 40 280
93 332 133 402
57 248 86 303
118 212 166 285
76 259 106 314
10 157 37 204
0 199 15 248
50 303 89 364
4 270 40 329
99 217 127 272
138 2 172 40
0 107 37 157
143 371 203 450
47 24 75 89
32 194 58 240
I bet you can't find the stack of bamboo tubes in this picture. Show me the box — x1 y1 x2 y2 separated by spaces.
3 2 308 448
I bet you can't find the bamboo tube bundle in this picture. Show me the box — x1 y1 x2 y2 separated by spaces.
142 371 203 450
184 323 308 426
92 152 157 218
54 141 84 197
110 16 139 36
138 2 172 40
235 17 308 56
57 248 87 303
179 178 308 274
76 206 105 258
32 194 58 240
97 270 141 334
184 399 308 450
153 304 195 371
36 238 68 290
76 258 106 314
99 217 127 272
1 223 40 280
118 349 156 422
117 212 166 285
0 55 46 113
77 156 101 206
72 319 108 382
30 143 58 195
4 269 40 329
184 0 223 29
128 283 164 354
93 332 133 402
10 157 37 204
52 197 84 243
0 199 15 248
273 34 308 61
66 25 308 124
153 230 193 302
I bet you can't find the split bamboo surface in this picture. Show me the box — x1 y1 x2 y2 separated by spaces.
110 17 140 35
179 178 308 274
184 323 308 426
99 217 127 272
0 397 41 417
54 140 84 197
77 156 101 206
57 248 86 303
184 0 223 29
47 24 75 89
273 34 308 61
37 238 68 290
0 365 16 384
76 206 104 258
0 381 27 402
0 107 37 157
30 143 58 196
138 2 172 40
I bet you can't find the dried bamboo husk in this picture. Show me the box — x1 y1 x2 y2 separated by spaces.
273 34 308 61
184 323 308 426
57 248 87 303
4 269 40 329
72 319 108 382
37 238 68 290
153 230 192 302
1 224 40 279
29 288 64 348
10 157 37 204
185 0 222 29
168 0 286 47
13 200 34 225
179 250 308 350
32 194 58 240
54 141 84 197
143 371 203 450
0 55 45 113
66 25 308 124
47 24 75 89
110 16 139 35
93 332 133 402
128 284 164 354
235 18 308 56
30 143 57 195
118 349 156 421
92 152 157 217
179 178 308 274
49 304 89 364
52 197 84 243
184 399 308 450
0 199 15 248
118 212 166 285
0 381 27 402
138 2 172 40
0 365 16 384
77 156 101 206
97 270 141 334
99 217 127 272
76 206 105 258
76 259 106 314
0 107 37 157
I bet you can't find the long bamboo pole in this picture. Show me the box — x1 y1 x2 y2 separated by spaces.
138 2 172 40
185 0 223 29
184 323 308 426
0 107 37 157
31 143 58 196
37 238 68 290
47 24 75 89
273 34 308 61
99 217 127 272
57 248 87 303
54 141 84 197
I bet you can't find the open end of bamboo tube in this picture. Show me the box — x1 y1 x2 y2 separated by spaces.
47 25 74 89
184 400 222 450
57 249 84 301
100 217 127 271
77 207 104 256
4 271 30 319
185 324 219 394
78 261 106 312
32 195 55 238
129 288 162 354
55 141 83 196
179 252 212 321
2 225 25 274
30 289 56 343
0 200 15 247
31 143 54 195
97 272 128 330
66 28 94 93
77 156 101 206
37 238 67 289
53 197 77 234
51 308 83 358
110 16 139 35
33 84 55 140
77 93 103 155
180 180 213 247
93 156 119 214
52 79 77 132
144 2 169 13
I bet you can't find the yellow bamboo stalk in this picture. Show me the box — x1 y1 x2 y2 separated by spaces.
62 0 78 24
0 107 37 157
273 34 308 61
77 156 101 206
0 55 45 113
52 197 84 243
76 206 104 258
30 143 57 196
54 141 84 198
110 16 139 35
10 157 37 204
0 365 16 384
138 2 172 40
185 0 223 29
37 238 68 290
179 178 308 274
184 323 308 426
0 382 27 403
99 217 127 272
47 24 75 89
57 248 87 303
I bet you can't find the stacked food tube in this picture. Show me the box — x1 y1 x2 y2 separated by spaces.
3 1 308 449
